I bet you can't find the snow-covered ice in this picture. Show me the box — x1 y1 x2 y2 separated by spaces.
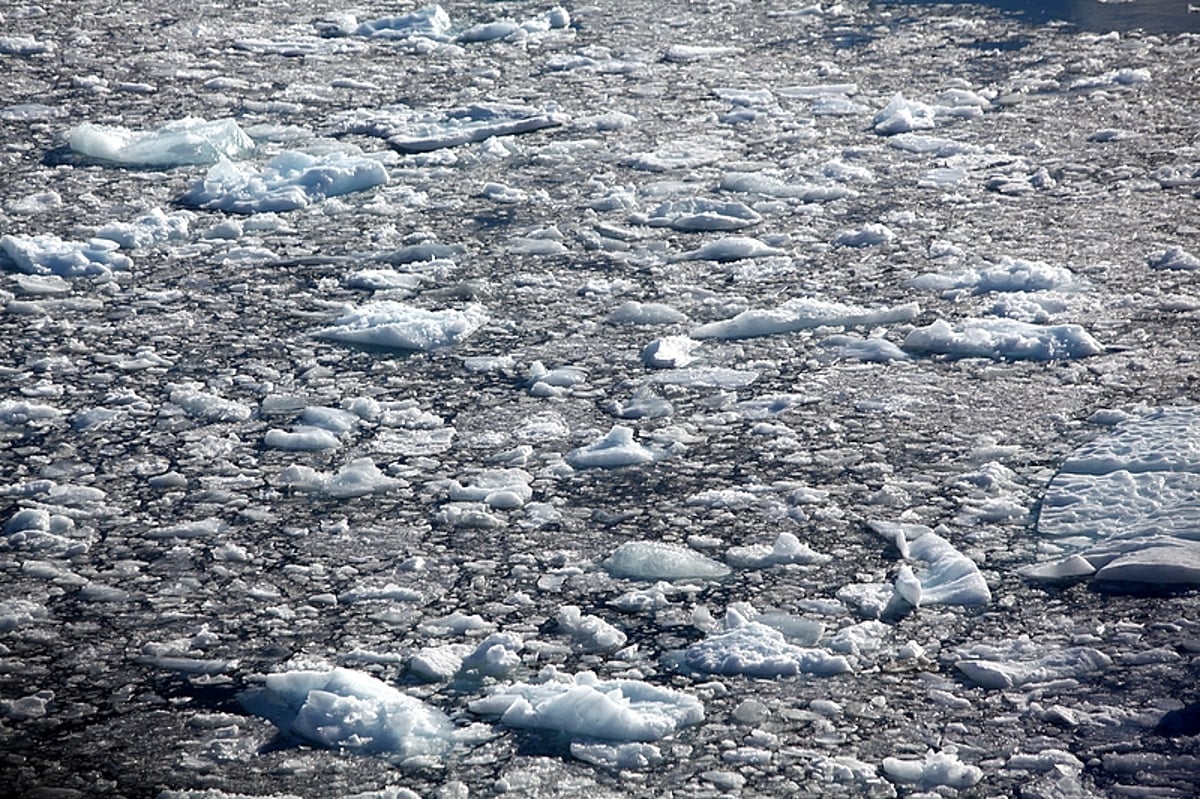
314 302 487 351
692 298 919 340
181 149 388 213
67 117 254 166
903 318 1103 360
604 541 732 581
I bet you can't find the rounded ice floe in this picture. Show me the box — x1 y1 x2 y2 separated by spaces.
691 298 919 341
278 458 407 498
604 541 732 580
684 610 851 677
566 425 659 469
556 605 627 653
882 749 982 789
242 667 454 757
181 150 389 213
677 236 786 262
606 300 688 325
633 198 761 232
168 384 253 422
725 532 830 569
832 223 894 248
469 669 704 742
817 335 910 363
720 171 855 202
314 301 487 351
902 318 1103 361
67 117 255 167
446 468 534 509
1027 406 1200 586
955 640 1111 690
349 5 454 39
264 426 341 451
95 208 194 250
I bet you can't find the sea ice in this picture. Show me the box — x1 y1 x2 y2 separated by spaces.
1148 245 1200 271
719 171 855 202
314 301 487 351
632 198 762 231
241 667 454 758
469 669 704 742
346 5 454 40
833 223 894 247
1029 407 1200 585
67 118 254 167
906 256 1081 297
95 208 194 250
567 425 660 469
869 521 991 607
641 336 699 369
1 233 131 278
278 458 406 498
691 298 919 340
677 236 786 262
725 532 830 569
556 606 628 653
816 335 910 363
180 149 389 213
882 749 983 789
902 318 1103 360
446 468 534 510
604 541 732 581
606 300 688 325
955 640 1111 690
684 609 851 677
337 102 567 153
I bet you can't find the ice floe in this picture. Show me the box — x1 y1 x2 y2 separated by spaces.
470 669 704 742
180 149 388 213
1027 406 1200 585
336 102 567 153
1 233 131 278
632 197 762 232
692 298 919 340
604 541 732 581
241 667 454 758
278 458 406 498
882 749 982 790
869 521 991 607
684 609 851 677
67 118 254 167
907 256 1081 298
567 425 661 469
902 318 1103 360
677 236 786 262
314 302 487 351
955 640 1112 690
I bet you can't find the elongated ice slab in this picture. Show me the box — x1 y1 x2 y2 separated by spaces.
692 298 919 340
470 669 704 742
1029 407 1200 585
68 118 254 167
869 521 991 607
339 102 567 153
242 667 454 757
604 541 731 580
181 150 388 213
955 641 1111 689
633 198 761 232
315 302 486 351
907 256 1081 297
903 318 1102 361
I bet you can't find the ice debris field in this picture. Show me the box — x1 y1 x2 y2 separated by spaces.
2 0 1200 797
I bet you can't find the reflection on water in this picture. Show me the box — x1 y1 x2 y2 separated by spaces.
884 0 1200 33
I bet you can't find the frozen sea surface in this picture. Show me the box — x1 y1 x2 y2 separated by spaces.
2 0 1200 797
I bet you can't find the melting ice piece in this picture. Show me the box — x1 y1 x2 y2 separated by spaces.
567 425 659 469
604 541 732 580
869 521 991 607
906 256 1081 297
817 335 910 363
279 458 407 498
1028 406 1200 585
633 198 761 232
684 609 851 677
181 150 388 213
1 233 131 278
95 208 194 250
469 669 704 741
641 335 699 369
725 532 830 569
882 749 982 789
955 640 1111 689
606 300 688 325
447 468 534 509
67 118 255 167
341 102 567 153
351 5 455 40
242 667 454 757
692 298 919 340
315 301 487 351
677 236 785 262
1148 246 1200 271
902 318 1103 361
556 605 627 653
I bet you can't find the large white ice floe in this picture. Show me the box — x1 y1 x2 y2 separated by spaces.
469 669 704 742
241 667 455 758
869 521 991 607
604 541 732 581
677 236 785 262
1026 406 1200 586
1 233 131 278
906 256 1082 298
684 609 851 677
67 118 254 167
95 208 194 250
181 149 389 213
314 301 487 351
902 318 1103 360
566 425 662 469
335 102 567 153
631 198 762 232
691 298 919 340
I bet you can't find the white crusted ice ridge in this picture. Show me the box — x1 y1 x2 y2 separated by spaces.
903 318 1103 361
684 609 851 677
181 149 388 213
1 233 131 278
692 298 919 340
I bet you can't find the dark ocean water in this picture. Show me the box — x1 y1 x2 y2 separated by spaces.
888 0 1200 32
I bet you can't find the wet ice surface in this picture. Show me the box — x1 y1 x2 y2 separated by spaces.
2 0 1200 797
